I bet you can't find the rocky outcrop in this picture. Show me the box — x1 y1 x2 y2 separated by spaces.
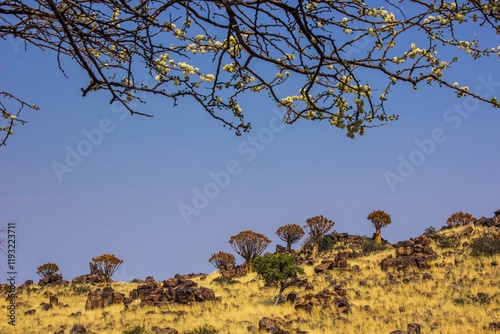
85 287 125 310
72 262 108 284
381 238 437 271
475 210 500 228
124 275 216 308
38 274 69 287
220 264 247 278
314 251 361 273
288 289 351 314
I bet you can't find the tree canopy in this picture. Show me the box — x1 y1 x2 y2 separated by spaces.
91 253 123 287
446 211 477 226
367 209 391 244
253 253 305 304
1 0 499 147
229 230 271 272
304 215 335 257
276 224 305 251
208 251 236 271
36 262 60 278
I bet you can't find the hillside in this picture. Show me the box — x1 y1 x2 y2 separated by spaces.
1 217 500 334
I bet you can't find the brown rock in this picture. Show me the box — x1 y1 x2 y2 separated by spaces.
407 323 421 334
69 324 86 333
85 287 125 310
50 295 59 305
258 317 284 332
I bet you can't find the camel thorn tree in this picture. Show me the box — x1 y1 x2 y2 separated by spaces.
1 1 500 147
229 230 271 273
253 253 305 305
367 210 392 245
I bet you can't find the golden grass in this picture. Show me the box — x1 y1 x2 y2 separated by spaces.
1 225 499 334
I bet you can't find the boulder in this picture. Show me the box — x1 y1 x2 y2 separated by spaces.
407 323 421 334
70 324 86 333
127 276 216 307
72 262 108 284
85 287 125 310
221 264 247 278
259 317 284 332
38 274 69 287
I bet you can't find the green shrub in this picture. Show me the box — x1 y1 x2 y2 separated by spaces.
70 285 92 295
319 235 336 252
424 226 436 234
437 235 459 248
453 292 495 306
211 276 239 285
184 324 218 334
123 325 150 334
470 233 500 257
253 253 305 304
301 235 336 253
362 239 388 254
130 278 145 283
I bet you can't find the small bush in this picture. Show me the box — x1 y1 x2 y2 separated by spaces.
36 263 59 278
70 285 92 295
123 325 150 334
184 324 218 334
453 292 495 306
211 276 239 285
424 226 436 234
437 235 459 248
362 239 388 254
130 278 145 283
470 233 500 257
319 235 336 252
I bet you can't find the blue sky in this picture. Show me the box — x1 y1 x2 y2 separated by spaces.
1 23 499 284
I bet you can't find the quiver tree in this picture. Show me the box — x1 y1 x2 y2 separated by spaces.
36 263 59 278
367 210 392 245
229 230 271 272
208 251 236 272
91 253 123 288
303 215 335 257
446 212 477 227
1 1 500 147
253 253 305 305
276 224 305 252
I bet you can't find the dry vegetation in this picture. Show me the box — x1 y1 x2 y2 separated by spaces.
2 225 500 334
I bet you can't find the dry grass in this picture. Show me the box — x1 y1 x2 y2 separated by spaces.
1 225 499 334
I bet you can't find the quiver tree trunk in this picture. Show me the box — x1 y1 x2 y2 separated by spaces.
375 228 382 245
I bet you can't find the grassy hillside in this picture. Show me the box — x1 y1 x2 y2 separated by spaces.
1 225 499 334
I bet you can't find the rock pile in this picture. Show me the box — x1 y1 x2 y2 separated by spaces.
72 262 108 284
220 264 247 278
314 251 361 273
85 287 125 310
124 275 216 308
381 237 437 271
286 288 351 314
38 274 69 287
475 209 500 228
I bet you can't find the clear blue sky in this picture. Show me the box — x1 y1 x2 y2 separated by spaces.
1 25 499 284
